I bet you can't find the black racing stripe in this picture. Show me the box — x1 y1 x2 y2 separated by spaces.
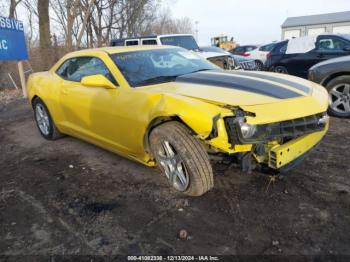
232 71 311 94
176 71 301 99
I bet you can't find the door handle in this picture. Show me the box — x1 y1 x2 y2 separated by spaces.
317 54 324 58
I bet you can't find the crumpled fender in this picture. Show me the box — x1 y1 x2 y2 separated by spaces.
147 93 229 139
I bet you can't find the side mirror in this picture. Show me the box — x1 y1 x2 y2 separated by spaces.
81 74 116 89
343 45 350 52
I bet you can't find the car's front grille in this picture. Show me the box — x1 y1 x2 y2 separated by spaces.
224 113 328 144
267 113 327 139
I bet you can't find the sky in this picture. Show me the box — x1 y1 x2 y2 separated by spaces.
169 0 350 46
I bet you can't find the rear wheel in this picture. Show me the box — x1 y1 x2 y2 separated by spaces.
33 98 64 140
274 66 288 74
255 60 264 71
149 122 214 196
326 76 350 117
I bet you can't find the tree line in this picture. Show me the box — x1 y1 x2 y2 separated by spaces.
1 0 193 75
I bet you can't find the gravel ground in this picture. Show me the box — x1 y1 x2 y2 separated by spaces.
0 96 350 259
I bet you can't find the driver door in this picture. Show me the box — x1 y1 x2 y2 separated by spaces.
56 56 130 152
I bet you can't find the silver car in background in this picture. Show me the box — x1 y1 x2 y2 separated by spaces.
200 46 258 71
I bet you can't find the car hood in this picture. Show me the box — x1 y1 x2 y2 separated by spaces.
141 70 329 124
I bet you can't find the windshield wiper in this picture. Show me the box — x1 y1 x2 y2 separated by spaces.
134 75 179 87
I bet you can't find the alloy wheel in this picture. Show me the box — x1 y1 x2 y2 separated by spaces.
329 83 350 114
35 103 50 135
156 140 189 192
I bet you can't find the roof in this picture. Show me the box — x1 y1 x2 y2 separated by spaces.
282 11 350 28
110 34 193 42
64 45 175 57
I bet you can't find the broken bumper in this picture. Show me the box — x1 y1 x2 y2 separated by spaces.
268 125 328 170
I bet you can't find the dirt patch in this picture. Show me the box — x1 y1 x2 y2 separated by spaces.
0 98 350 256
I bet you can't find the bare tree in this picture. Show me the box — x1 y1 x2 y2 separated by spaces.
9 0 23 18
50 0 82 51
37 0 51 70
149 9 194 35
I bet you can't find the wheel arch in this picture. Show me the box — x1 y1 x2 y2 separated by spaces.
31 95 40 108
143 115 197 156
321 72 350 87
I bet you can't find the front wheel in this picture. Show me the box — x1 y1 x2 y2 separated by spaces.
326 76 350 117
149 122 214 196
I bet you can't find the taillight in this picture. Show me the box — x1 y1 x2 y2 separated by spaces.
243 52 250 57
266 52 272 59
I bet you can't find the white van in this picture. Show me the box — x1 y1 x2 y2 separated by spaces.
110 34 235 70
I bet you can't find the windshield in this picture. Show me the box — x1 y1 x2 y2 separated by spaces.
160 35 199 50
111 48 217 87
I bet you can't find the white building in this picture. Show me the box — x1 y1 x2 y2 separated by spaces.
281 11 350 40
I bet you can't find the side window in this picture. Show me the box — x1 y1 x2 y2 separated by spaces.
56 60 71 77
318 37 347 51
142 39 157 45
260 44 274 52
234 47 244 52
279 43 287 53
125 40 139 46
112 40 124 46
56 57 117 85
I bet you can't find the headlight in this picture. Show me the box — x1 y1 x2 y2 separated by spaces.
238 119 257 139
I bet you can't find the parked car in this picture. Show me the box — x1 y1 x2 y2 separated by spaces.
200 46 257 71
266 34 350 79
111 34 235 70
308 55 350 117
229 45 258 56
246 43 276 70
27 45 329 196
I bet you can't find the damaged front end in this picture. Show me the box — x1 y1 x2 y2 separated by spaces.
206 107 329 174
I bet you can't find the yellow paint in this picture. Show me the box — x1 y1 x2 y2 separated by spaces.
269 124 329 169
27 46 329 170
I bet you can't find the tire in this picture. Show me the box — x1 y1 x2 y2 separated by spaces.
149 121 214 196
274 66 288 74
33 97 64 140
255 60 264 71
326 76 350 118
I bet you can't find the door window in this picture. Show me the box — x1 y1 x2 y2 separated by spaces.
246 46 256 52
142 39 157 45
56 57 117 84
259 43 275 52
317 37 347 51
233 47 244 53
125 40 139 46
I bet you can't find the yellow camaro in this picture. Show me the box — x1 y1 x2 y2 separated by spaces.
27 45 329 196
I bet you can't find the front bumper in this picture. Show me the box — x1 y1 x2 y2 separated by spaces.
268 126 328 170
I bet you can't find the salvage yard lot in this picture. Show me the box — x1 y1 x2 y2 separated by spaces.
1 97 350 256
